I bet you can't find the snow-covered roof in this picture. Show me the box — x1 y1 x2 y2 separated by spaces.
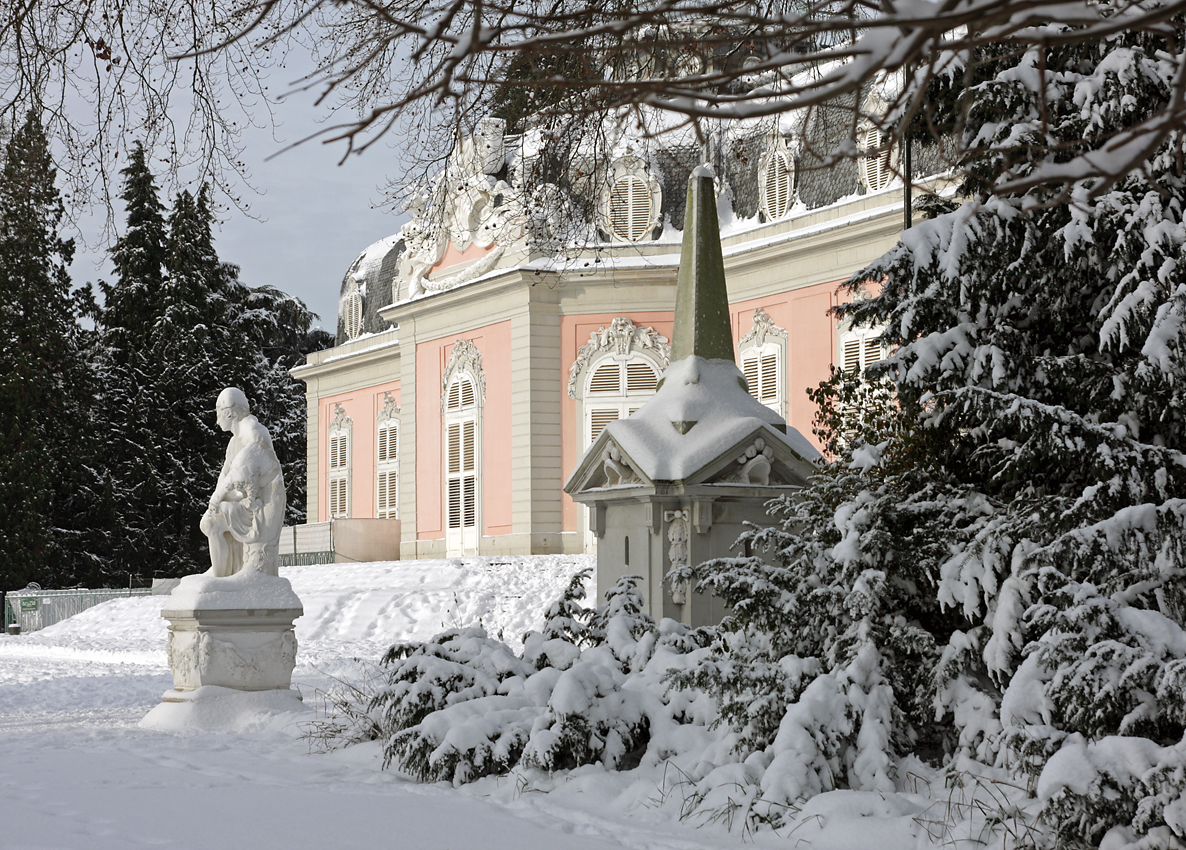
566 356 820 493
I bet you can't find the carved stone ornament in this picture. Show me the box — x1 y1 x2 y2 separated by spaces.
739 308 788 350
330 403 352 433
397 121 525 300
441 339 487 411
379 392 401 422
603 441 643 487
712 436 778 485
665 509 690 604
525 182 573 249
165 614 299 691
568 317 671 398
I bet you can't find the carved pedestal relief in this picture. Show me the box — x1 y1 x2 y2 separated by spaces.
665 509 691 605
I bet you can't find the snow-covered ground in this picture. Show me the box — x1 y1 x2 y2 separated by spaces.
2 556 950 849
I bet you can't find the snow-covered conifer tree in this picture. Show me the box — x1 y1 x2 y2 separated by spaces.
677 25 1186 847
89 156 327 582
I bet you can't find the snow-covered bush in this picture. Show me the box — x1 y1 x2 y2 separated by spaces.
367 574 692 784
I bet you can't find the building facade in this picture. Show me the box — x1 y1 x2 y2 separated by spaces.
292 107 949 559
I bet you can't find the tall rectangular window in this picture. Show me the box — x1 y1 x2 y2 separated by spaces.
376 419 399 519
328 428 350 518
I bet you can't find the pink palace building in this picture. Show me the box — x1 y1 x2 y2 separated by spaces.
290 101 950 561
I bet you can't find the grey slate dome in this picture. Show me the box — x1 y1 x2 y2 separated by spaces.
336 236 404 345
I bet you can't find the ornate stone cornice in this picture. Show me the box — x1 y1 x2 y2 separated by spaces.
567 317 671 399
739 308 787 349
396 120 524 301
442 339 487 411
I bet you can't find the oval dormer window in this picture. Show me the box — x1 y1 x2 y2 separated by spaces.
858 126 894 192
761 150 794 220
609 175 654 242
343 283 364 340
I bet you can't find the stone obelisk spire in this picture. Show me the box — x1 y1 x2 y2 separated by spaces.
671 167 735 363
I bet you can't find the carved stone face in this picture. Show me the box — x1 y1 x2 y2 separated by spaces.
216 404 236 433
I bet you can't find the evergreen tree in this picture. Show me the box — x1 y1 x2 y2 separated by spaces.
90 156 329 584
672 23 1186 847
0 114 100 590
103 142 167 345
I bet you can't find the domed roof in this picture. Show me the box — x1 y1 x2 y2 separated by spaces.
336 235 404 345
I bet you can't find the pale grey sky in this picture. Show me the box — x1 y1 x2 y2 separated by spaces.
69 86 407 332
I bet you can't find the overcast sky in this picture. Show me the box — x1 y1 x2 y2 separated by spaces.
69 84 407 333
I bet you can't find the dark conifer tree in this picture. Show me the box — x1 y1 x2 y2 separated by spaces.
91 159 329 583
103 142 167 345
0 114 94 590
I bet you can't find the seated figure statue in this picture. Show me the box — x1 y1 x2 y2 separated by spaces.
200 388 286 577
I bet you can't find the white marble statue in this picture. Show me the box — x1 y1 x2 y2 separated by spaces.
200 387 286 577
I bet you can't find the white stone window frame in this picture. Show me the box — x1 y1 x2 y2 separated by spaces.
838 323 889 375
376 393 401 520
757 133 796 221
327 403 353 519
442 340 485 556
738 308 788 419
599 156 663 243
568 318 669 553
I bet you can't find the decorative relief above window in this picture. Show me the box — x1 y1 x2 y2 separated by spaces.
441 340 487 412
600 156 662 243
758 133 795 221
568 318 671 399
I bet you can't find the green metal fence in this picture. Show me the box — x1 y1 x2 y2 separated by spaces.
279 551 336 567
3 587 153 633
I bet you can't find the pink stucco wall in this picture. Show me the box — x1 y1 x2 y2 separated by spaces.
430 240 496 276
319 381 400 522
415 321 514 540
559 312 676 534
730 280 846 452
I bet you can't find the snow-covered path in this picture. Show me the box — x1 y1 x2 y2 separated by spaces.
0 557 804 850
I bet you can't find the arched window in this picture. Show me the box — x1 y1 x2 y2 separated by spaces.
840 326 887 374
327 404 352 518
738 308 788 418
342 275 364 340
609 176 654 242
442 340 485 556
759 136 795 221
568 317 670 554
376 394 400 520
857 126 894 192
585 355 661 446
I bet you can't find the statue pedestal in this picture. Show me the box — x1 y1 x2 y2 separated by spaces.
142 572 309 732
162 606 302 691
